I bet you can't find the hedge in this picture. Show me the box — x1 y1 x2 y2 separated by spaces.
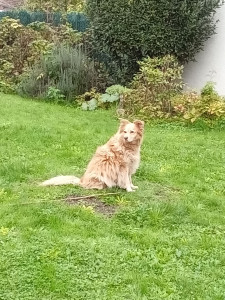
86 0 223 83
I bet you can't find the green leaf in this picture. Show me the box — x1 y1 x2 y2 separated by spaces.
88 98 98 110
99 93 119 103
106 84 126 95
81 102 88 110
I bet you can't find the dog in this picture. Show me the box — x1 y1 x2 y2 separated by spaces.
41 119 144 192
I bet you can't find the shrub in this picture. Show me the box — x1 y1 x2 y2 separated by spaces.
122 55 183 119
86 0 223 83
0 10 89 31
105 84 131 96
78 84 130 110
0 80 15 94
46 86 65 102
172 82 225 122
0 17 53 93
25 0 85 13
18 45 99 100
0 17 84 93
27 21 83 46
122 58 225 123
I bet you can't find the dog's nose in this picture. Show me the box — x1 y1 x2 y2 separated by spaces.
124 137 128 140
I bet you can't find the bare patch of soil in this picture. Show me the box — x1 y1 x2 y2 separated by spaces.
65 194 117 217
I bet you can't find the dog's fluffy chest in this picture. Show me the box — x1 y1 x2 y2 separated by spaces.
123 147 140 171
125 149 139 162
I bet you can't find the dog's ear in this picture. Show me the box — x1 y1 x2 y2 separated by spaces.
119 119 129 126
119 119 130 132
134 120 144 132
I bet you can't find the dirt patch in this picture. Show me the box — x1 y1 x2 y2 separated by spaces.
65 194 117 217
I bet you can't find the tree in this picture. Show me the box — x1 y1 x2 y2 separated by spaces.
86 0 224 83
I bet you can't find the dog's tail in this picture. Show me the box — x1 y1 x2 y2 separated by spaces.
40 175 80 186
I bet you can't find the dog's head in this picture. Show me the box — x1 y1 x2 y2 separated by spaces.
119 119 144 143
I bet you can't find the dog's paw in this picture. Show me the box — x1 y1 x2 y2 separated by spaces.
126 187 135 192
131 185 138 190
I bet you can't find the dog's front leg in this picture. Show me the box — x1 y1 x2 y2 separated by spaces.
129 174 138 190
124 174 133 192
118 169 133 192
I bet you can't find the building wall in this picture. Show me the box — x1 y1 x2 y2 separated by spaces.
183 4 225 96
0 0 23 10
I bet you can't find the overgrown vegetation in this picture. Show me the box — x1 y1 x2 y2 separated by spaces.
120 56 225 123
0 10 88 31
86 0 224 82
122 55 184 119
78 85 131 111
0 17 83 93
1 0 224 124
0 16 110 101
172 82 225 122
0 18 52 92
18 45 98 100
25 0 85 12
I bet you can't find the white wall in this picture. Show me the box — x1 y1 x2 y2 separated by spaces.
183 4 225 96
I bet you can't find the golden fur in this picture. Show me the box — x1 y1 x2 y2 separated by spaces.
41 119 144 192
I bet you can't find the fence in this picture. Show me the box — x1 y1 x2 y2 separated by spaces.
0 10 89 32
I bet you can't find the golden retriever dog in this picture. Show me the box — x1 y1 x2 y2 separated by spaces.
41 119 144 192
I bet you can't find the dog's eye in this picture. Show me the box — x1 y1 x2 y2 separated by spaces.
124 130 127 133
130 130 134 133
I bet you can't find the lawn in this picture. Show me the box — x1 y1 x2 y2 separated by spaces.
0 93 225 300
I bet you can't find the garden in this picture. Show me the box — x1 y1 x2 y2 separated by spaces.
1 0 225 299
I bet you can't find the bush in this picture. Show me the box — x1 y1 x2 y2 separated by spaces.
0 17 84 93
77 84 130 110
0 10 89 31
18 45 99 100
86 0 223 83
0 17 53 92
122 55 183 119
46 86 65 102
105 84 131 96
122 62 225 122
27 21 82 45
25 0 85 13
172 82 225 122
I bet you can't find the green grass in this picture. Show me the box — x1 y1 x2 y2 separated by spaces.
0 93 225 300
